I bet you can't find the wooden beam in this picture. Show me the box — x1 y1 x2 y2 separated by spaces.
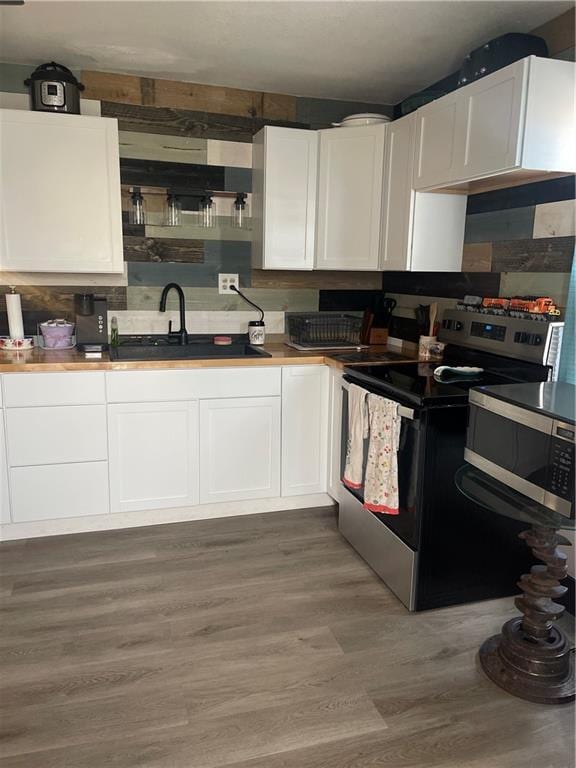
82 70 298 121
251 270 383 290
81 71 142 105
102 101 307 142
123 236 204 263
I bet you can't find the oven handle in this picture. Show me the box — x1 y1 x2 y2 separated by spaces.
341 380 416 421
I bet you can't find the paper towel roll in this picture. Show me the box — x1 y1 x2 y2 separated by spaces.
6 292 24 339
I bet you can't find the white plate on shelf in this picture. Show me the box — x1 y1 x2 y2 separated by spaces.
332 112 391 127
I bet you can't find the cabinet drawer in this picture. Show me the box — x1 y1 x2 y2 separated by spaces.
10 462 109 522
6 405 107 466
3 372 105 407
106 367 281 403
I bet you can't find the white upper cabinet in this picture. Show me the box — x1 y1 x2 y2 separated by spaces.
380 113 466 272
0 109 123 273
413 93 459 191
315 125 386 271
414 56 576 190
380 113 417 271
252 126 317 271
521 57 576 173
452 58 525 181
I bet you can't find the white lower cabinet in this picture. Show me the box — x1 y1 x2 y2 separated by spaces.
281 366 328 496
199 397 281 504
0 415 10 524
10 462 109 523
108 401 199 513
327 369 343 501
6 405 107 467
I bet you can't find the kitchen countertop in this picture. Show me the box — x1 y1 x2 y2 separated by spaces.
0 343 421 372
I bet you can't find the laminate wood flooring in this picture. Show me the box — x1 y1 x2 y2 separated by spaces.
0 506 573 767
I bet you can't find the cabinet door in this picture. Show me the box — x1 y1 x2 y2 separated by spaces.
281 366 328 496
108 401 199 513
252 127 317 270
413 93 459 189
0 415 10 524
315 125 385 270
0 109 123 273
199 397 280 504
452 59 526 181
380 114 415 270
327 369 343 501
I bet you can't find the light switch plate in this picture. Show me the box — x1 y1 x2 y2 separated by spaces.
218 273 239 295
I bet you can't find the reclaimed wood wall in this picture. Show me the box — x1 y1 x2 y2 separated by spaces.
0 44 574 331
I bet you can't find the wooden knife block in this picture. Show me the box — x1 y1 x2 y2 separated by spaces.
369 328 389 345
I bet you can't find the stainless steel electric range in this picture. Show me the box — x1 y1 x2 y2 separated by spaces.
338 310 564 611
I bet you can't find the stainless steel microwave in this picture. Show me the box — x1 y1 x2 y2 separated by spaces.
465 382 575 519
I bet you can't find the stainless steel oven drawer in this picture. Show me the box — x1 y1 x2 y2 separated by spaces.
339 489 417 610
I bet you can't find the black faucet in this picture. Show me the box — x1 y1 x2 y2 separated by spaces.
159 282 188 345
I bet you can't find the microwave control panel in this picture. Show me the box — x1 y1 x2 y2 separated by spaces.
547 438 574 502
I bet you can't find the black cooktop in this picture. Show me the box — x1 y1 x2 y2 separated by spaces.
344 362 530 408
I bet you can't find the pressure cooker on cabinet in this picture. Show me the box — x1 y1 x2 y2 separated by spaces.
24 62 85 114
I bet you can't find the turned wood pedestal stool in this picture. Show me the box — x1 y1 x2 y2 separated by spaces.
456 465 574 705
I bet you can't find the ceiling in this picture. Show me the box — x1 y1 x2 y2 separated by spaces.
0 1 571 104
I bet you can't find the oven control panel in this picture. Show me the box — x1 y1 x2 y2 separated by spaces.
439 309 563 367
470 321 506 341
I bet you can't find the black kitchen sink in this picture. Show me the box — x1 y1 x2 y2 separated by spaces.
109 335 272 361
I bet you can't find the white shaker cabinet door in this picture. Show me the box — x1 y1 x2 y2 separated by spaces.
452 58 526 181
252 127 317 270
281 366 328 496
315 125 385 270
0 109 123 273
380 113 416 270
327 368 343 502
108 401 199 513
413 93 459 189
0 416 10 524
199 397 280 504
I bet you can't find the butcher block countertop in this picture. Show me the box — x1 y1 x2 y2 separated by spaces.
0 342 422 373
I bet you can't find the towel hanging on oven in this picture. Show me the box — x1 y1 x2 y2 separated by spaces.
343 383 369 490
364 394 401 515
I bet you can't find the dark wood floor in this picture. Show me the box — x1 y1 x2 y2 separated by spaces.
0 506 573 767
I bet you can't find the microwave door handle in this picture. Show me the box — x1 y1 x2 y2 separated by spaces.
341 381 416 421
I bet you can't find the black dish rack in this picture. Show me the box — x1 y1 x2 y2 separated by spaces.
286 313 364 349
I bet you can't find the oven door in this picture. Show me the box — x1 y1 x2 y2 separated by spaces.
340 379 425 550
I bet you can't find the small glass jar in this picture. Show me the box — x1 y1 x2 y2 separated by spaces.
199 196 216 228
164 194 182 227
129 188 146 225
232 193 247 229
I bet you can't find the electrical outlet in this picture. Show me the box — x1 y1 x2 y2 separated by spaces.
218 273 239 295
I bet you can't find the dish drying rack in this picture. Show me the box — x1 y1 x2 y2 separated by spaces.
285 313 366 350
